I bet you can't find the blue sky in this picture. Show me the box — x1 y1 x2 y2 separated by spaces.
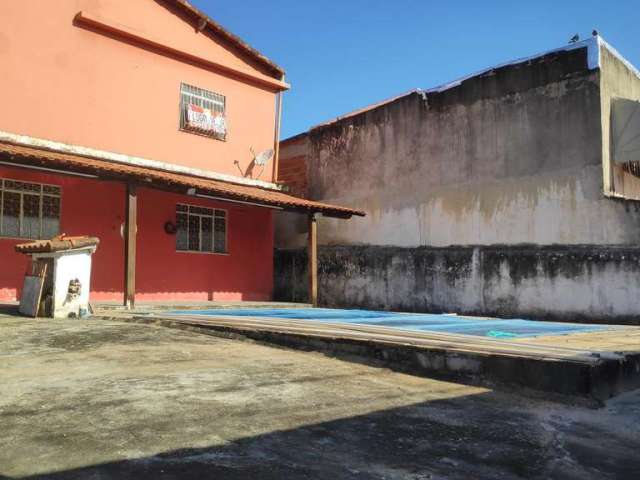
191 0 640 139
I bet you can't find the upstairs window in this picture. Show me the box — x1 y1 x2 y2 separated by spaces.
176 204 227 254
0 179 61 240
179 83 227 141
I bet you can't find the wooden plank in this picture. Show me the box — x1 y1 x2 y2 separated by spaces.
154 314 624 364
124 183 137 309
18 262 47 317
308 213 318 307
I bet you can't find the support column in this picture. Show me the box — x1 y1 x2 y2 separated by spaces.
308 213 318 307
124 183 137 309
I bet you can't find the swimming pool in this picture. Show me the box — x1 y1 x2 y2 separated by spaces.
168 308 614 339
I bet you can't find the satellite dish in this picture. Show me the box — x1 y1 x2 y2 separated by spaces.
253 148 274 166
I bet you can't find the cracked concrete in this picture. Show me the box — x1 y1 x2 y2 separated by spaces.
1 317 639 479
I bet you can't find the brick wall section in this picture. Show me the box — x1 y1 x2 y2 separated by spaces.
277 134 309 198
278 155 307 197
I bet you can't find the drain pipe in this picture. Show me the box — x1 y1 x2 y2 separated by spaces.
271 82 284 183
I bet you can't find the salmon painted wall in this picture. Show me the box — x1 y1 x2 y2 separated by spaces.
0 167 274 302
0 0 279 181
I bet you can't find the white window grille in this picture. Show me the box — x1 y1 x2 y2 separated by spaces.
176 204 227 254
0 178 61 240
179 83 227 141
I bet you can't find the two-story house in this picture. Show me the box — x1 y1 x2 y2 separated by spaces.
0 0 363 307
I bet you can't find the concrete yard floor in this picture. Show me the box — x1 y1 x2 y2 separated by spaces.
1 318 640 480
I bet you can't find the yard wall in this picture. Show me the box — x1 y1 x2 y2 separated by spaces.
275 245 640 324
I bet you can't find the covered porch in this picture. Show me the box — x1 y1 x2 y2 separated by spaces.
0 139 364 309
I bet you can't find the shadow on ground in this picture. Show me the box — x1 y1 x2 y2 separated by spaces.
0 303 19 316
4 390 640 480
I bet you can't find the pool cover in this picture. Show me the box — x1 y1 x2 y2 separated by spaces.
168 308 614 339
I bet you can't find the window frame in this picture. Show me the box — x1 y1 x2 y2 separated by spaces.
178 82 227 142
0 178 62 240
175 203 228 255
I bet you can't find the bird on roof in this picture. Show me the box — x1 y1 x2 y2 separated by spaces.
592 29 599 37
569 34 580 43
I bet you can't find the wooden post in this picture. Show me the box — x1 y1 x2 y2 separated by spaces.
124 183 137 309
308 213 318 307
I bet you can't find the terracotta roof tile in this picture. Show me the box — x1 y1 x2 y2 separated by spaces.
15 235 100 254
0 142 364 218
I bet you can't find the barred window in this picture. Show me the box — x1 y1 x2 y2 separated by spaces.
0 179 61 240
176 204 227 254
179 83 227 141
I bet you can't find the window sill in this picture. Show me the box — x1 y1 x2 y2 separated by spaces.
176 250 230 256
178 127 227 142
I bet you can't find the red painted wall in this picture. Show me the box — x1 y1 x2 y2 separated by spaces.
0 167 274 303
136 187 273 302
0 166 125 302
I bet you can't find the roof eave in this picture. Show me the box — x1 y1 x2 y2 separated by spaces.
0 143 364 219
167 0 285 80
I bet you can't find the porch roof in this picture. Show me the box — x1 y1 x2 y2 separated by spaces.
0 141 365 218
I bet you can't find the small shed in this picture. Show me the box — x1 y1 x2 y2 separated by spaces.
15 236 99 318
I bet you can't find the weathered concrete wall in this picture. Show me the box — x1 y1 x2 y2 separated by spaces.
275 245 640 324
278 46 640 249
274 44 640 322
274 248 309 303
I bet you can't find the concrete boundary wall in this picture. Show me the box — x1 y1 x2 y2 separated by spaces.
274 245 640 324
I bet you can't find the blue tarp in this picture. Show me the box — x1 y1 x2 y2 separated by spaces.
169 308 614 339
